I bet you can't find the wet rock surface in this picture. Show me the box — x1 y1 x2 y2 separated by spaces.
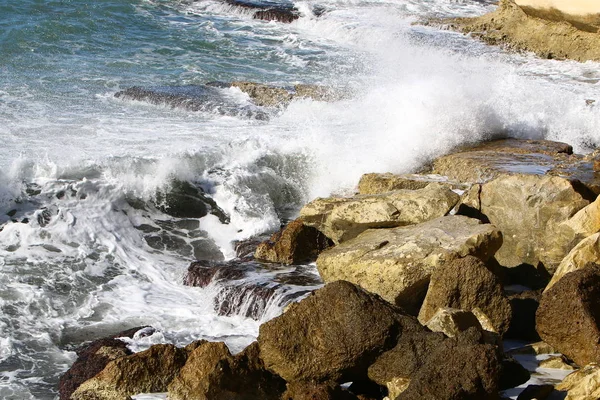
223 0 300 23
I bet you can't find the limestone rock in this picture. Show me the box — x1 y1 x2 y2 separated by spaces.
418 256 512 336
257 280 413 383
556 363 600 399
71 344 188 400
317 216 502 312
539 355 576 370
385 377 410 400
59 327 148 400
424 307 483 338
396 333 501 400
536 264 600 366
445 0 600 63
547 232 600 291
232 81 292 107
254 218 332 264
357 173 467 195
300 183 460 244
168 341 285 400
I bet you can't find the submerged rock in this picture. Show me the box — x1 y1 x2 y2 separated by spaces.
254 218 332 264
300 183 460 244
536 263 600 366
257 280 410 383
223 0 300 23
444 0 600 62
316 216 502 313
418 256 512 336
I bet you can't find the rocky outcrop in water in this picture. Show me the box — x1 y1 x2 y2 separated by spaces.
223 0 300 23
536 263 600 367
440 0 600 62
316 215 502 313
300 183 460 244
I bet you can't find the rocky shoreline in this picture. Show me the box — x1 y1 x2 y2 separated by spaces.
59 137 600 399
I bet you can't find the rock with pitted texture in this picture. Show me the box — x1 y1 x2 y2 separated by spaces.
317 216 502 313
418 256 512 336
357 173 468 195
536 263 600 367
424 307 483 338
547 232 600 291
555 363 600 399
257 280 417 383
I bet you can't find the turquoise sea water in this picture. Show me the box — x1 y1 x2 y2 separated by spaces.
1 0 600 398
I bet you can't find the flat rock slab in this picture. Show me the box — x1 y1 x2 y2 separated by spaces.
316 215 502 311
357 173 469 195
431 138 600 195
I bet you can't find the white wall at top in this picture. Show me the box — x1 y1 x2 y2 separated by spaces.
515 0 600 15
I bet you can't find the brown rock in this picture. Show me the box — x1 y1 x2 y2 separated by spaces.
58 326 149 400
257 280 414 383
281 381 358 400
418 256 512 336
357 173 468 195
71 344 188 400
254 218 332 264
168 341 285 400
536 263 600 366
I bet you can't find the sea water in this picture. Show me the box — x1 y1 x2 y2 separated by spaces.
1 0 599 398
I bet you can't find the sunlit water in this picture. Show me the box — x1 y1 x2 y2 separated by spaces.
1 0 599 398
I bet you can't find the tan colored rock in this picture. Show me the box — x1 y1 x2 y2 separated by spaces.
539 355 577 370
293 84 342 102
301 183 460 244
317 216 502 312
254 218 331 264
556 363 600 399
515 0 600 16
357 173 467 195
446 0 600 62
71 344 187 400
506 341 557 356
537 264 600 367
386 377 411 400
424 307 483 338
547 232 600 291
231 81 292 107
418 256 512 336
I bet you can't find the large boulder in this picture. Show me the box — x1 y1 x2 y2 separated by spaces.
395 331 501 400
71 344 188 400
254 218 332 264
536 263 600 366
547 232 600 291
168 341 285 400
316 216 502 313
555 363 600 399
300 183 460 244
418 256 512 336
257 280 416 383
58 326 150 400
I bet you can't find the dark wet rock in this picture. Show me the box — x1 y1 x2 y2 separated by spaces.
223 0 300 23
135 224 161 233
37 207 56 227
184 260 252 287
282 381 358 400
505 289 542 341
71 343 187 400
155 180 229 223
145 232 190 254
499 356 531 391
516 384 554 400
6 209 16 217
115 85 269 120
396 330 501 400
254 218 332 264
258 280 414 383
168 341 285 400
58 326 150 400
191 238 225 261
536 263 600 366
418 256 512 336
234 237 265 260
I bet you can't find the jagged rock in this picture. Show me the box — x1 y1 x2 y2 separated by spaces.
156 180 229 223
254 218 332 264
516 384 554 400
506 289 542 341
396 330 501 400
223 0 300 23
301 183 460 244
58 327 149 400
367 330 446 385
537 263 600 366
539 355 577 370
445 0 600 62
418 256 512 336
257 280 414 383
547 232 600 291
71 344 188 400
317 216 502 313
424 307 483 338
357 173 468 195
168 341 285 400
232 81 292 107
555 363 600 399
281 381 358 400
